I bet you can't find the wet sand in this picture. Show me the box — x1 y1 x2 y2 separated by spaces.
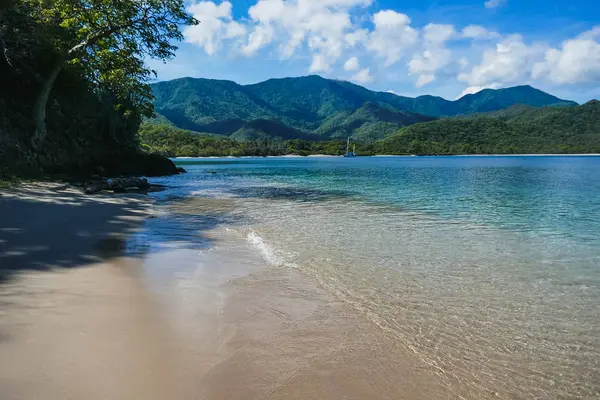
1 183 454 399
189 266 452 400
135 210 455 399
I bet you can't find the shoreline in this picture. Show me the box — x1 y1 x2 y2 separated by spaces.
134 197 453 399
173 153 600 160
0 183 452 399
3 176 597 399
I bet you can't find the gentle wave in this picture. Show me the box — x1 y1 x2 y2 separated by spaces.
246 230 298 269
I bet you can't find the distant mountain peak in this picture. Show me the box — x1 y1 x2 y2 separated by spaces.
508 84 535 89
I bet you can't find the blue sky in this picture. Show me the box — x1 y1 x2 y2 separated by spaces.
148 0 600 103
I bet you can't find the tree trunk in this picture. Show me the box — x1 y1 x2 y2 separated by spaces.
32 59 64 148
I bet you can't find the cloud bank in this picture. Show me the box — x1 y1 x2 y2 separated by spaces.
180 0 600 99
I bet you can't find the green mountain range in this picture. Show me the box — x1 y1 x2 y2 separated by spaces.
150 75 577 142
379 100 600 154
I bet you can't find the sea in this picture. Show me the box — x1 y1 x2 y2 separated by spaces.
130 156 600 399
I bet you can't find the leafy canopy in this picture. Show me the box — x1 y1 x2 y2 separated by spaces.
25 0 198 116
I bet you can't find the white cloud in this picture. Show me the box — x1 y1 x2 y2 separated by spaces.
243 0 373 70
458 35 544 87
462 25 499 40
345 29 369 47
532 27 600 84
184 1 246 55
308 35 344 58
578 26 600 40
344 56 360 71
280 31 306 58
484 0 506 9
247 0 285 23
242 25 275 55
416 74 436 87
352 68 373 83
320 0 373 6
458 83 502 98
423 23 455 43
187 0 233 18
225 21 246 39
310 53 330 72
408 49 452 84
408 23 455 87
458 27 600 97
367 10 419 66
372 9 411 28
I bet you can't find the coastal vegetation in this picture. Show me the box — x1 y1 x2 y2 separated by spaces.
140 100 600 156
380 101 600 155
0 0 196 178
139 123 348 157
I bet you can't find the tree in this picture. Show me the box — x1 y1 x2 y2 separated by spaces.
24 0 198 147
0 1 48 74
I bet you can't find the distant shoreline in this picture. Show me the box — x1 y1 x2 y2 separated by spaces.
173 153 600 159
418 154 600 157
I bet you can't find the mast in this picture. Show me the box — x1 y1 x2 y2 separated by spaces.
346 137 350 155
353 144 356 156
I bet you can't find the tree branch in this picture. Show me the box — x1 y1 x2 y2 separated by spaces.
67 6 152 57
1 38 12 66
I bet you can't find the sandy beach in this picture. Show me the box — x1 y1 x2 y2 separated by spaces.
0 183 179 399
0 183 455 399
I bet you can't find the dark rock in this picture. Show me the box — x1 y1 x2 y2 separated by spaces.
135 177 150 188
114 177 149 189
138 153 179 177
84 182 104 194
83 177 153 195
106 178 125 193
177 167 187 174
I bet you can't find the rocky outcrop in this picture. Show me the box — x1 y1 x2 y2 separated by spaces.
132 153 180 177
84 177 150 194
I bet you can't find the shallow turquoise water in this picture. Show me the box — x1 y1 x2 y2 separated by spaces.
148 156 600 399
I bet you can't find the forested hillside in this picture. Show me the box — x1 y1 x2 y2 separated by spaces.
140 101 600 157
378 101 600 155
0 0 195 178
314 102 435 141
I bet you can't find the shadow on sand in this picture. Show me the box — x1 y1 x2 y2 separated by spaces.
0 184 237 284
0 184 153 283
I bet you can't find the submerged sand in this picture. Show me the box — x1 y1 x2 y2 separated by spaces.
190 267 451 399
0 183 456 399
